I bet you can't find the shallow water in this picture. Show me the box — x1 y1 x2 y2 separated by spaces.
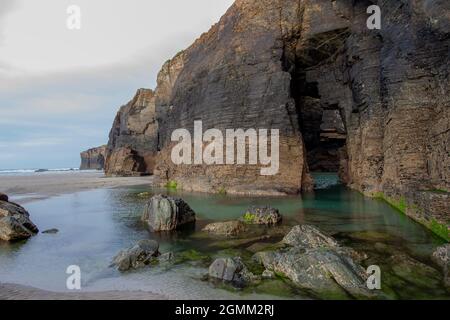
0 173 448 299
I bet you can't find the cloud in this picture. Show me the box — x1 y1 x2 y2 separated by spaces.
0 0 16 43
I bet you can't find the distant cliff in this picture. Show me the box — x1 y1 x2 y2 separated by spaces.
104 0 449 239
80 145 106 170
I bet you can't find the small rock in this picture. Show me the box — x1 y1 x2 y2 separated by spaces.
158 252 174 263
112 239 160 271
203 220 247 236
42 228 59 234
241 206 282 225
0 193 8 202
0 201 38 241
208 257 257 288
142 194 196 231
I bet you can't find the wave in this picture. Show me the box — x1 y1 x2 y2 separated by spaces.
0 168 80 175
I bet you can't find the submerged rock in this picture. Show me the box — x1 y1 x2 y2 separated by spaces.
431 244 450 287
0 197 38 241
203 221 247 236
254 225 373 298
208 257 258 288
142 195 196 232
283 225 339 249
42 228 59 234
241 206 282 225
112 239 160 271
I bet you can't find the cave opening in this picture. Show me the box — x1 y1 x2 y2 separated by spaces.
282 29 350 186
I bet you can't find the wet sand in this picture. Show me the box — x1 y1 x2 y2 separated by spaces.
0 171 153 203
0 283 166 300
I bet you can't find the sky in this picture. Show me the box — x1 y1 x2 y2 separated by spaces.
0 0 234 169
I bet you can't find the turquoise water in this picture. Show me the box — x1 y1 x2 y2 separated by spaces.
0 174 448 299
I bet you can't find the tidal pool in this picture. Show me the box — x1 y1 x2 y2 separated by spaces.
0 174 448 299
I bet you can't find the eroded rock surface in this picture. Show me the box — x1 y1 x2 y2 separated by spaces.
241 206 282 225
142 195 196 231
203 221 247 236
103 0 449 237
79 145 106 170
112 239 160 271
208 257 258 288
0 197 38 241
105 89 158 176
254 225 372 298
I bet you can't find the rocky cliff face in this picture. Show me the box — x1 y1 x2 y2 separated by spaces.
80 145 106 170
105 89 158 176
105 0 449 238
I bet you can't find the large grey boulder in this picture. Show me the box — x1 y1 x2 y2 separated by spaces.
253 225 373 298
241 206 282 225
142 195 196 231
208 257 258 288
283 225 339 248
112 239 160 271
202 221 247 236
0 197 38 241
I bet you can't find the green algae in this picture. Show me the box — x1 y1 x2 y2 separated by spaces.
165 180 178 189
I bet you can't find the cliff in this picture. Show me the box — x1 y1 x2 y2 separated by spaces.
80 145 106 170
105 0 449 239
104 89 158 176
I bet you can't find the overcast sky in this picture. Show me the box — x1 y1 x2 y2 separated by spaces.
0 0 234 169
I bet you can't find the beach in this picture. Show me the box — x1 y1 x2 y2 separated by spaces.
0 171 153 203
0 283 166 300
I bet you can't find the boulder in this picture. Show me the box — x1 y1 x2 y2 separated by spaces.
208 257 258 288
282 225 339 249
202 221 247 236
254 247 372 298
0 199 38 241
112 239 160 271
241 206 282 225
253 225 373 298
0 193 8 202
142 195 196 232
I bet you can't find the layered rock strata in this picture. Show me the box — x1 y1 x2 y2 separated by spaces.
105 89 158 176
80 145 106 170
104 0 449 239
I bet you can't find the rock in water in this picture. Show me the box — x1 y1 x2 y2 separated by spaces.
241 206 282 225
282 225 339 249
112 239 160 271
202 221 247 236
42 228 59 234
142 195 196 231
0 198 39 241
254 225 373 298
79 145 106 170
432 244 450 287
0 193 8 202
208 257 257 288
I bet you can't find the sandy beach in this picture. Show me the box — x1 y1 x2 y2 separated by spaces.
0 283 166 300
0 171 153 203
